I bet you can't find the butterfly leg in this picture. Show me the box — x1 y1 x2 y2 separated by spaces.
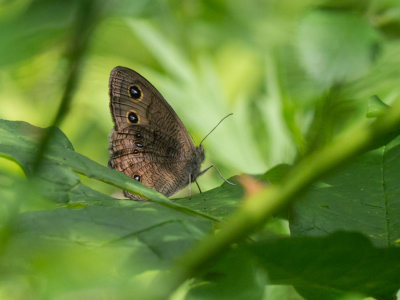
195 180 202 193
198 164 236 185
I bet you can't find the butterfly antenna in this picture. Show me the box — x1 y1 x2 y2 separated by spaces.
198 164 236 185
199 113 233 146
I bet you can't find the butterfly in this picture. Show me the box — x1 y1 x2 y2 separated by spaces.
108 66 209 200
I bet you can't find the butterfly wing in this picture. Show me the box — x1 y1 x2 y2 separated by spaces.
108 66 202 199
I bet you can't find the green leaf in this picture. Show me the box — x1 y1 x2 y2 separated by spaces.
0 119 115 203
264 285 305 300
290 138 400 247
367 95 390 118
0 119 217 297
297 10 378 88
13 202 212 275
186 248 266 300
0 118 271 299
176 179 243 218
250 231 400 300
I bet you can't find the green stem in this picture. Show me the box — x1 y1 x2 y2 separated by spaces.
33 0 102 173
147 98 400 299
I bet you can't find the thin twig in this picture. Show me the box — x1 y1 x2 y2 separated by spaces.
32 0 103 173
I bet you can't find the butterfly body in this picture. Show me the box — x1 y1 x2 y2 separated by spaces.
108 66 204 200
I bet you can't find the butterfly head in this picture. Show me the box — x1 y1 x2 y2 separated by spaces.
194 145 205 169
197 144 205 162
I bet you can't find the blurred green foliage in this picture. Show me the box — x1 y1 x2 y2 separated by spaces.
1 0 400 299
1 0 400 183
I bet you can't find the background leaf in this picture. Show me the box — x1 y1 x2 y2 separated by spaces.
290 137 400 247
297 10 379 88
250 232 400 300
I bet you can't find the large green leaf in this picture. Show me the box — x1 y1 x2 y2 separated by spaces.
250 232 400 300
290 137 400 247
297 10 378 88
12 202 212 274
0 198 213 299
0 119 219 298
186 248 266 300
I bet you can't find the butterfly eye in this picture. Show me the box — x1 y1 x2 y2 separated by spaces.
129 85 142 100
133 175 140 181
128 112 138 123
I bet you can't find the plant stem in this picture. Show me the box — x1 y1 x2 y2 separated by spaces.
147 98 400 299
32 0 102 173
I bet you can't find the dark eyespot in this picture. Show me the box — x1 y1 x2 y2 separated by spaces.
133 175 140 181
128 112 138 123
133 149 139 154
135 132 142 138
129 85 141 99
136 142 143 148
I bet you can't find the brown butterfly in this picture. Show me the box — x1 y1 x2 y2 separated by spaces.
108 66 224 200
